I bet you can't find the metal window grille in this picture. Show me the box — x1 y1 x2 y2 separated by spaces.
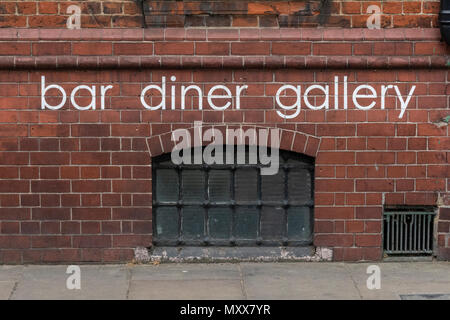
383 209 436 255
152 146 315 247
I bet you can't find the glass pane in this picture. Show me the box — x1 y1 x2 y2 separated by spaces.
261 170 285 202
156 207 178 239
235 207 258 239
156 169 178 202
287 207 312 241
208 207 231 239
209 170 231 202
288 168 312 204
158 158 174 166
204 145 226 164
260 206 285 240
182 170 205 202
182 206 204 240
235 168 258 202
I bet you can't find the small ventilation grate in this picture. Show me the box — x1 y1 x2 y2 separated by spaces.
383 209 435 256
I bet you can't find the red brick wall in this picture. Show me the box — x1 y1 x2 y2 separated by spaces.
0 1 442 28
0 27 448 263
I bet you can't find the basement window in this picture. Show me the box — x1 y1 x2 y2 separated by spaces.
152 146 314 246
383 207 436 256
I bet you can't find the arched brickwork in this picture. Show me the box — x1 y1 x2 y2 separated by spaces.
146 125 321 158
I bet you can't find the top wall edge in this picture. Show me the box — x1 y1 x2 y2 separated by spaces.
0 28 443 42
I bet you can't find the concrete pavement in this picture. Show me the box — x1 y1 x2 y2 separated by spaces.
0 262 449 300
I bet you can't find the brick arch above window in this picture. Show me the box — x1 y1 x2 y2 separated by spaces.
146 125 321 158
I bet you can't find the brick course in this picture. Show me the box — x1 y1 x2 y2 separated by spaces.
0 1 443 28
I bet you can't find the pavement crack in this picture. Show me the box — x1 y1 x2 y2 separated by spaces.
344 264 363 300
8 281 18 300
237 264 248 300
125 266 132 300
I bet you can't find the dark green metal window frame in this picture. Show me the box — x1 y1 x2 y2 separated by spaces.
152 146 315 247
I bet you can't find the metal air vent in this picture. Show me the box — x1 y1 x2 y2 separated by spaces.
383 208 436 256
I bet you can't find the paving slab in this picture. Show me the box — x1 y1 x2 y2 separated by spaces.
240 262 361 300
130 263 241 281
10 265 129 300
128 279 244 300
0 281 16 300
346 262 450 300
400 294 450 300
0 266 24 281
